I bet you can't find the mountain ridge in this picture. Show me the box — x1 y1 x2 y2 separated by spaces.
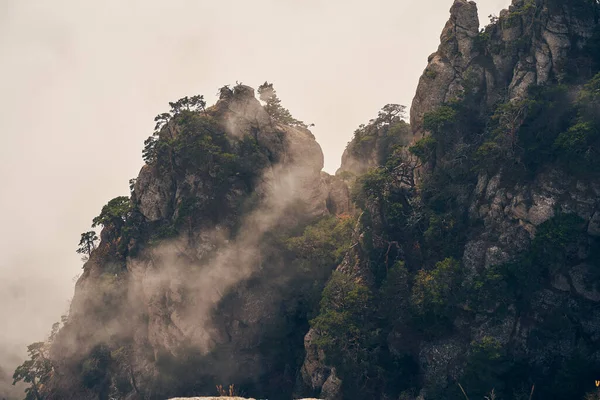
11 0 600 399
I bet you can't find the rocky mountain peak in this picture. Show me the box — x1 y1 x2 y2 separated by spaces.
411 0 599 138
14 2 600 400
441 0 480 62
39 82 355 400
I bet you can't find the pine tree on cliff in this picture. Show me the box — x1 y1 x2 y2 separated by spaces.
143 95 207 164
257 82 307 128
76 231 98 261
12 322 62 400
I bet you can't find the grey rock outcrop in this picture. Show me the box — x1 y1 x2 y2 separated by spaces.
411 0 597 138
135 164 174 222
301 1 600 397
319 369 342 400
418 337 465 392
404 0 600 394
464 167 600 281
321 172 353 215
40 1 600 399
50 85 352 400
410 0 480 138
300 329 334 395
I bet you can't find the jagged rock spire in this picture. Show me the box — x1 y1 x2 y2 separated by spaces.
410 0 600 139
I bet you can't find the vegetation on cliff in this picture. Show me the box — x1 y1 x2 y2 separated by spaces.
13 1 600 400
13 83 354 400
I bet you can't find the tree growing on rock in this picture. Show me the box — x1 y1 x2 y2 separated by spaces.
374 103 406 128
311 271 380 396
92 196 132 229
153 112 171 131
13 321 63 400
13 342 52 400
143 95 207 164
410 257 464 329
168 95 206 115
257 82 307 128
76 231 98 261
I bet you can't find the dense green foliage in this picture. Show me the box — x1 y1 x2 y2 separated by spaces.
310 58 600 399
12 321 65 400
408 136 436 163
311 272 377 389
13 342 53 400
92 197 132 229
459 337 513 399
86 195 138 260
141 94 273 238
474 73 600 179
311 269 419 399
30 34 600 399
347 104 410 164
144 112 237 177
411 97 483 263
410 258 464 331
285 214 356 277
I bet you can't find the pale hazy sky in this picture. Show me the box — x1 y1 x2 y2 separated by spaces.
0 0 510 369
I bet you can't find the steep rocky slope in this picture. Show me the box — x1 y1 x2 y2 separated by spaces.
41 85 351 400
14 1 600 400
411 0 599 136
300 0 600 399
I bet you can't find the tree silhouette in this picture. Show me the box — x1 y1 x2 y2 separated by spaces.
168 95 206 115
92 196 131 229
76 231 98 261
257 82 307 128
144 94 207 164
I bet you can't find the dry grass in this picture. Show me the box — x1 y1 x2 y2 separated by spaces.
216 384 237 397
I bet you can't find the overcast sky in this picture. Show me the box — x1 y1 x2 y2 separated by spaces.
0 0 511 370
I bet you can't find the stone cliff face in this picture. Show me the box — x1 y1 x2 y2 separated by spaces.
31 1 600 400
301 1 600 399
414 0 600 374
48 85 350 400
411 0 598 137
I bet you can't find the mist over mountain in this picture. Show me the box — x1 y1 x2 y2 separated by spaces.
8 0 600 399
